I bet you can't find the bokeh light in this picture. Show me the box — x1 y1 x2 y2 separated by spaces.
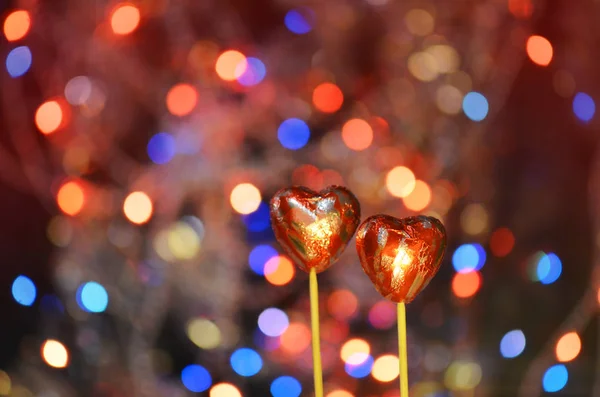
264 255 295 286
258 308 289 337
345 355 374 378
270 376 301 397
386 166 416 198
452 271 482 298
123 191 153 224
526 35 553 66
230 348 262 377
490 227 515 257
64 76 92 105
147 132 176 164
368 300 396 329
342 118 373 151
452 243 486 273
237 57 266 86
210 383 242 397
216 50 247 81
313 83 344 113
181 364 212 392
327 290 358 321
462 92 489 122
284 9 313 34
444 361 482 391
110 4 140 35
41 339 69 368
6 46 32 77
242 201 271 232
509 0 533 18
403 180 431 211
57 181 85 216
230 183 262 215
280 322 311 354
326 390 353 397
35 100 63 134
542 364 568 393
500 330 526 358
167 221 202 260
11 275 36 306
341 339 370 365
3 10 30 41
536 253 562 284
248 245 278 275
166 84 198 116
278 118 310 150
187 318 221 349
372 354 399 382
555 332 581 363
405 9 434 36
461 203 489 235
572 92 595 123
77 281 109 313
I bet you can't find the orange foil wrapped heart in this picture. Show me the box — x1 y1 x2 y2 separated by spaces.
270 185 361 273
356 215 447 303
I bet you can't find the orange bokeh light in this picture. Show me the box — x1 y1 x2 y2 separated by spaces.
508 0 533 19
280 322 311 354
372 354 399 382
340 338 370 365
264 256 295 286
327 390 353 397
313 83 344 113
3 10 30 41
57 181 85 216
526 35 553 66
327 289 358 320
341 118 373 151
123 191 153 224
452 271 481 298
386 166 416 198
402 180 432 211
555 332 581 363
209 383 242 397
215 50 247 81
166 84 198 116
490 227 515 257
110 4 140 35
35 101 63 135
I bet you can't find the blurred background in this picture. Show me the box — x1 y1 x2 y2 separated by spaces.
0 0 599 396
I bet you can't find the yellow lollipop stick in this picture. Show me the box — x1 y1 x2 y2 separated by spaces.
309 268 324 397
397 302 409 396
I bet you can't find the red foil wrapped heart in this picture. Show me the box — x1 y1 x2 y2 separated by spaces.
270 185 361 273
356 215 447 303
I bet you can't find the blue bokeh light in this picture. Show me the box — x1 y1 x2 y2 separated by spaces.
462 92 489 122
572 92 595 123
258 308 289 337
500 329 526 358
542 364 568 393
249 245 278 275
536 253 562 285
77 281 109 313
277 118 310 150
147 132 176 164
452 243 486 273
284 9 313 34
181 364 212 392
345 355 374 378
6 46 32 78
242 202 270 232
230 348 263 377
11 275 36 306
270 376 302 397
238 57 266 86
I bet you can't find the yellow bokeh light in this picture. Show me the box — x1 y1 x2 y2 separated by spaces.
555 332 581 363
167 222 201 260
340 339 370 365
436 85 463 115
110 4 140 35
187 318 221 349
41 339 69 368
372 354 399 382
215 50 247 81
123 191 153 225
426 45 460 74
407 52 439 82
230 183 261 214
386 166 416 198
3 10 30 42
444 361 482 391
403 180 432 211
326 391 353 397
0 370 10 396
405 9 434 36
210 383 242 397
35 101 63 135
460 203 488 235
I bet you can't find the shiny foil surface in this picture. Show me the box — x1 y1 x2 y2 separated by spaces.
270 185 361 273
356 215 447 303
